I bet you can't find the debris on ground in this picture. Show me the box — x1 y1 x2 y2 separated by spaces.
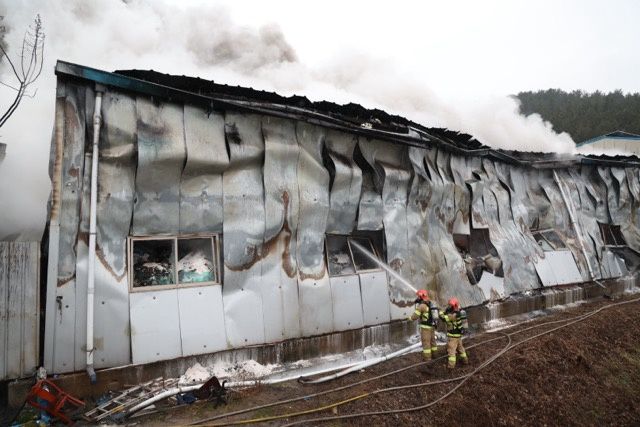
25 379 84 425
83 377 179 423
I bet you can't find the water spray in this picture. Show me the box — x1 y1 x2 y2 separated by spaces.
349 240 418 293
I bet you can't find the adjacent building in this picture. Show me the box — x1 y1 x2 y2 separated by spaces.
576 131 640 156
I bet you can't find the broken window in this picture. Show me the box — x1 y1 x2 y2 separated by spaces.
129 235 220 290
468 228 497 259
453 228 503 283
327 235 356 276
531 229 567 251
132 238 175 287
598 222 627 246
326 233 383 277
452 233 470 255
349 237 380 272
178 238 217 284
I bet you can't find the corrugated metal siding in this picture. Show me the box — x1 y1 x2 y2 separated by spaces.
0 242 39 380
44 74 640 374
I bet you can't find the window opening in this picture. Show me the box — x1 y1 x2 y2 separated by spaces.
531 229 567 251
132 238 175 287
453 228 503 283
178 238 216 284
348 237 380 272
129 235 220 291
326 231 384 277
598 222 626 246
327 235 356 276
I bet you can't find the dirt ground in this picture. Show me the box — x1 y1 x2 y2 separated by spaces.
133 294 640 426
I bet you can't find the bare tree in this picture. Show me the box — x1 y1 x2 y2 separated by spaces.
0 15 45 128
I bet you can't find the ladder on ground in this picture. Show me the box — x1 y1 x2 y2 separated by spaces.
83 377 179 422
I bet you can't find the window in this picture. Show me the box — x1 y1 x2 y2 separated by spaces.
598 222 627 246
531 229 567 251
129 235 220 291
326 234 383 277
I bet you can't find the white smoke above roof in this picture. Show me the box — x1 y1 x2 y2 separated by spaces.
0 0 575 239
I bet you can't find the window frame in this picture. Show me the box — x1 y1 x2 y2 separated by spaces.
128 234 221 292
597 222 627 247
531 228 568 252
325 234 383 277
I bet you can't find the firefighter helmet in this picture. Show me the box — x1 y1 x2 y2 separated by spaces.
416 289 429 301
448 297 460 310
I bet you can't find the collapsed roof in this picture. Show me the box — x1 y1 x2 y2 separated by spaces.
55 61 640 168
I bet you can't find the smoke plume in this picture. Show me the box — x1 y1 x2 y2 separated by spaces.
0 0 575 240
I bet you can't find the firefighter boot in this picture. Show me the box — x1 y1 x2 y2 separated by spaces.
459 352 469 365
447 355 456 369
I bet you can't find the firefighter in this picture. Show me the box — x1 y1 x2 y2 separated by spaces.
409 289 439 360
440 297 469 369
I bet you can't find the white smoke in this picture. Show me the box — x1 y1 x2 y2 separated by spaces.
0 0 575 240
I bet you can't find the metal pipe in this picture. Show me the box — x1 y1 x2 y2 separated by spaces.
553 170 596 280
86 89 104 383
298 342 421 384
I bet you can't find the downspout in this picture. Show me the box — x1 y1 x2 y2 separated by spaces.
86 87 104 383
553 170 596 280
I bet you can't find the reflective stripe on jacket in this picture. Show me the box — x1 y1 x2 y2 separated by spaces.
440 307 467 337
410 301 438 329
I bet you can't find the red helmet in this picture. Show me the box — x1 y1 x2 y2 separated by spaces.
448 297 460 310
416 289 429 301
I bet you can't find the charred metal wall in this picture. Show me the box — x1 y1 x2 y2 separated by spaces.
44 76 640 374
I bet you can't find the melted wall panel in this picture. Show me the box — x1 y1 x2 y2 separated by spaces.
132 98 185 235
222 113 265 347
295 123 334 336
325 131 362 234
52 84 87 373
94 90 136 369
261 117 301 341
180 107 228 233
359 139 413 319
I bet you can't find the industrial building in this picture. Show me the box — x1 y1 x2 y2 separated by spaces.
2 61 640 387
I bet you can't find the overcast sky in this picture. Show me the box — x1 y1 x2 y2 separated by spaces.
203 0 640 99
1 0 639 239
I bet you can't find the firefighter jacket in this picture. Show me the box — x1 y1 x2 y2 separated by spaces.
410 300 438 329
440 307 468 337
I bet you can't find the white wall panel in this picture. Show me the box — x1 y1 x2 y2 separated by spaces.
330 275 364 331
359 271 390 326
178 286 227 356
130 290 182 364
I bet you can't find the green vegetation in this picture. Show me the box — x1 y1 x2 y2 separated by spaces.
514 89 640 143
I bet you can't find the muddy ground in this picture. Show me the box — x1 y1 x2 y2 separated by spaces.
132 294 640 426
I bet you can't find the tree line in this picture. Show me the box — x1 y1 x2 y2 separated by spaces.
515 89 640 143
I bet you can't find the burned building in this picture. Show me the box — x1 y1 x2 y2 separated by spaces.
40 60 640 379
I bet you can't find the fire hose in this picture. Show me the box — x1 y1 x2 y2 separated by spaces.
190 295 640 426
